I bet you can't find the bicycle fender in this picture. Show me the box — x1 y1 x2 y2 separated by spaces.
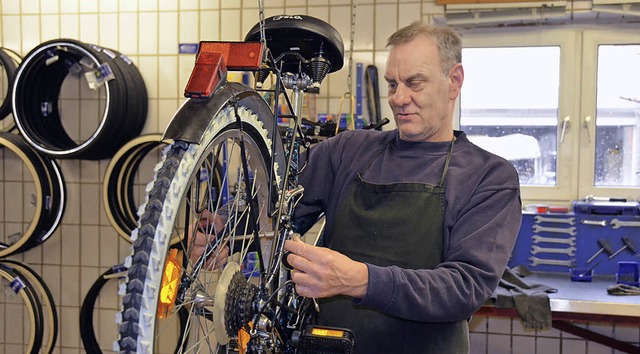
162 82 277 145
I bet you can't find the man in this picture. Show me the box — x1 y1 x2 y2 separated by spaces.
283 22 522 353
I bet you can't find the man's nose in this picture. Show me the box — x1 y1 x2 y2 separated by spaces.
390 85 411 106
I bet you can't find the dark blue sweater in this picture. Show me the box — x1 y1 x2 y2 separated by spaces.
295 129 522 322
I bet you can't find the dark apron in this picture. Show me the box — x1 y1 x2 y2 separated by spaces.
319 138 468 354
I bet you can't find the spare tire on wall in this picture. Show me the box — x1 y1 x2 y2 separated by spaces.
11 39 147 160
0 132 66 258
0 47 21 133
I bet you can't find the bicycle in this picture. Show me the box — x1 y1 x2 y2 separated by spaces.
117 15 355 353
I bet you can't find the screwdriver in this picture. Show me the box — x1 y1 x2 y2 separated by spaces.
608 236 638 260
586 239 614 264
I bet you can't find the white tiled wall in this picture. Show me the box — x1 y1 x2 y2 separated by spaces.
1 1 638 353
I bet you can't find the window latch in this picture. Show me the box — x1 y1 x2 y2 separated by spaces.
560 116 570 143
583 116 592 143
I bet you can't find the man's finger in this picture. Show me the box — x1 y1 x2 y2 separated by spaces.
286 250 318 274
284 237 307 255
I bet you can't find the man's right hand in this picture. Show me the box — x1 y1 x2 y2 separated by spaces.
188 210 229 270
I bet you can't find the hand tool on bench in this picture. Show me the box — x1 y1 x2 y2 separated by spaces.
531 235 576 246
610 219 640 229
532 225 577 236
586 239 614 264
530 245 576 256
533 215 575 225
608 236 638 259
580 219 607 226
529 256 575 267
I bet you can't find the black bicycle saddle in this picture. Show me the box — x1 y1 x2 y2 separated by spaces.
245 15 344 75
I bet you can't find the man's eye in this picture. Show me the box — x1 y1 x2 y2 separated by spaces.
408 81 424 90
388 83 397 91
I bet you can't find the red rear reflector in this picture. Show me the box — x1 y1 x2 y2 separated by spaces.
184 52 226 98
184 41 263 98
198 41 263 70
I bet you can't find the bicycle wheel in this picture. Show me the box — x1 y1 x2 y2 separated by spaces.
118 103 284 354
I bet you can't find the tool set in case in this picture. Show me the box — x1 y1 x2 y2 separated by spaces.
509 200 640 278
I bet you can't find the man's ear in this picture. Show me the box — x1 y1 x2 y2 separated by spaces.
449 63 464 100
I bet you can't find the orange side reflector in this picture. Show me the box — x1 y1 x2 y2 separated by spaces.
158 249 182 319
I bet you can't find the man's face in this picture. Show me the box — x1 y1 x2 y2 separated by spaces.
385 35 463 142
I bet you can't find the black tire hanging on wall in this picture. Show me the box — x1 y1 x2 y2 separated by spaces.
103 133 167 242
11 39 147 160
0 47 21 122
0 262 44 353
0 259 58 354
0 132 66 257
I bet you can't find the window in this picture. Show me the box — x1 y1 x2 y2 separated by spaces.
593 44 640 187
579 29 640 199
460 46 560 186
459 27 640 203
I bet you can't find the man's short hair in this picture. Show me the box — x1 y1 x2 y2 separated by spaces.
386 23 462 77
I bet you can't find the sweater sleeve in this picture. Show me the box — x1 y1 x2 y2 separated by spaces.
356 160 522 322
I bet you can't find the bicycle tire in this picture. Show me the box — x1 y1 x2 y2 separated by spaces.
11 39 147 159
0 263 44 354
0 47 21 133
0 132 65 257
23 142 66 253
80 267 122 353
0 259 58 354
117 103 284 353
0 47 20 121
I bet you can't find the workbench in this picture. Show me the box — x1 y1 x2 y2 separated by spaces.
477 271 640 353
484 206 640 352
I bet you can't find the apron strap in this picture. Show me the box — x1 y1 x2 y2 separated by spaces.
436 137 455 187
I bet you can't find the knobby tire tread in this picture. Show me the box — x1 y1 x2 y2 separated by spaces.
118 142 188 353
